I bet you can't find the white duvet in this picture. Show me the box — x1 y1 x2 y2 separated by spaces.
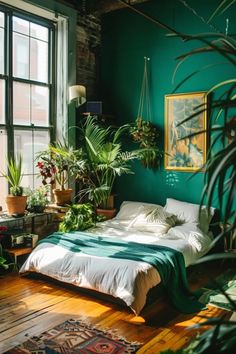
20 219 212 314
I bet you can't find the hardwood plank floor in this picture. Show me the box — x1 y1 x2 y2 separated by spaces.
0 264 232 354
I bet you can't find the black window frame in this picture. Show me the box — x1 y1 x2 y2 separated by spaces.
0 3 56 190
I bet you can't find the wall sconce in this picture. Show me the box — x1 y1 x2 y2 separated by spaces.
69 85 86 107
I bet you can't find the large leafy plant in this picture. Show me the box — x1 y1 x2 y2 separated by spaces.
77 116 146 209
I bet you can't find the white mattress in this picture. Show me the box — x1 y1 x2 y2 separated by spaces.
20 219 212 314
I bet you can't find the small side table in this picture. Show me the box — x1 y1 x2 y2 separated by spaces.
5 247 32 264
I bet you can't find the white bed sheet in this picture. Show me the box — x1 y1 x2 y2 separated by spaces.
20 218 212 314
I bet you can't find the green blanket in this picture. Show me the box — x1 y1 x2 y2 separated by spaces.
39 231 206 314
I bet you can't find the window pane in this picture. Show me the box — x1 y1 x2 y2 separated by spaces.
13 82 30 125
30 22 48 42
22 172 44 190
0 28 4 74
0 79 5 123
14 129 50 183
0 130 8 211
32 85 49 126
30 38 48 82
0 129 7 171
0 177 8 211
13 33 29 79
13 17 29 35
0 12 4 27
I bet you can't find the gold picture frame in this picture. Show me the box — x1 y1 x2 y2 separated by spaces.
164 91 208 171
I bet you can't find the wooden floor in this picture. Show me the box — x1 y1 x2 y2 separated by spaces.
0 264 232 354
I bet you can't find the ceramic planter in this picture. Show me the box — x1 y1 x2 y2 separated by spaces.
96 208 117 220
53 189 72 206
6 195 27 216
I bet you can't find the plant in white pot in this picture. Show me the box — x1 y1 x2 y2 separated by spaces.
1 155 27 216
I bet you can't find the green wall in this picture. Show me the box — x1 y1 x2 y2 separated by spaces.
101 0 236 207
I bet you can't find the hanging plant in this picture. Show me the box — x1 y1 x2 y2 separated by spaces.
132 57 163 168
130 117 162 168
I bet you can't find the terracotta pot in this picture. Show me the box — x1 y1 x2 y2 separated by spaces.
106 195 115 209
6 195 27 216
53 189 72 206
96 208 117 220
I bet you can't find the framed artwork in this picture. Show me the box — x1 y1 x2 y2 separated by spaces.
164 91 208 171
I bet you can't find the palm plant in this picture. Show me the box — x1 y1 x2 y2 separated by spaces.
169 26 236 245
77 116 145 209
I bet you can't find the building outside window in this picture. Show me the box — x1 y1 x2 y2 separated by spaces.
0 5 56 209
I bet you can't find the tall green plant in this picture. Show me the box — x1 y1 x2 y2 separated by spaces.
1 155 24 196
78 116 147 208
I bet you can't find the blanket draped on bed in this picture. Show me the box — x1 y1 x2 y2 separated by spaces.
39 231 205 314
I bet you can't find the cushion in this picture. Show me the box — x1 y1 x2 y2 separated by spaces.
164 198 215 233
128 205 177 235
115 201 160 220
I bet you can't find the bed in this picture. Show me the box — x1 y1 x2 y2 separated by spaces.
20 198 215 315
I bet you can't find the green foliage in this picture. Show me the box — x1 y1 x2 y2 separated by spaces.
130 117 163 168
59 203 97 232
169 20 236 231
26 186 49 213
36 140 86 191
0 244 16 271
1 155 24 196
78 116 145 208
124 1 236 353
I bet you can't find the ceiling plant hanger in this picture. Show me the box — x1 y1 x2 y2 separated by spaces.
130 57 163 169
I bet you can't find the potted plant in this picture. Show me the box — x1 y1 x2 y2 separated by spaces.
36 141 85 206
77 116 149 219
26 186 49 213
1 155 27 216
130 117 163 168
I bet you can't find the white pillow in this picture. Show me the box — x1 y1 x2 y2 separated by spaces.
115 201 160 220
164 198 215 233
128 205 177 236
167 223 212 252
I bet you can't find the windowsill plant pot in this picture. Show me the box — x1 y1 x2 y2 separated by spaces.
6 195 27 216
1 155 27 216
53 188 73 206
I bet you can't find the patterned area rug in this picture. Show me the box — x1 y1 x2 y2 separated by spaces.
198 269 236 311
4 319 141 354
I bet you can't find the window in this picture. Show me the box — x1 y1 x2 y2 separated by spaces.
0 7 55 209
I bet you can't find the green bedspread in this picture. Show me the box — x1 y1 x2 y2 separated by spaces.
39 231 206 314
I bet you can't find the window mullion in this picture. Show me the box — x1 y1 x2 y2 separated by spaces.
7 11 14 158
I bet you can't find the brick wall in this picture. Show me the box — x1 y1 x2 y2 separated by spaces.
76 13 101 100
